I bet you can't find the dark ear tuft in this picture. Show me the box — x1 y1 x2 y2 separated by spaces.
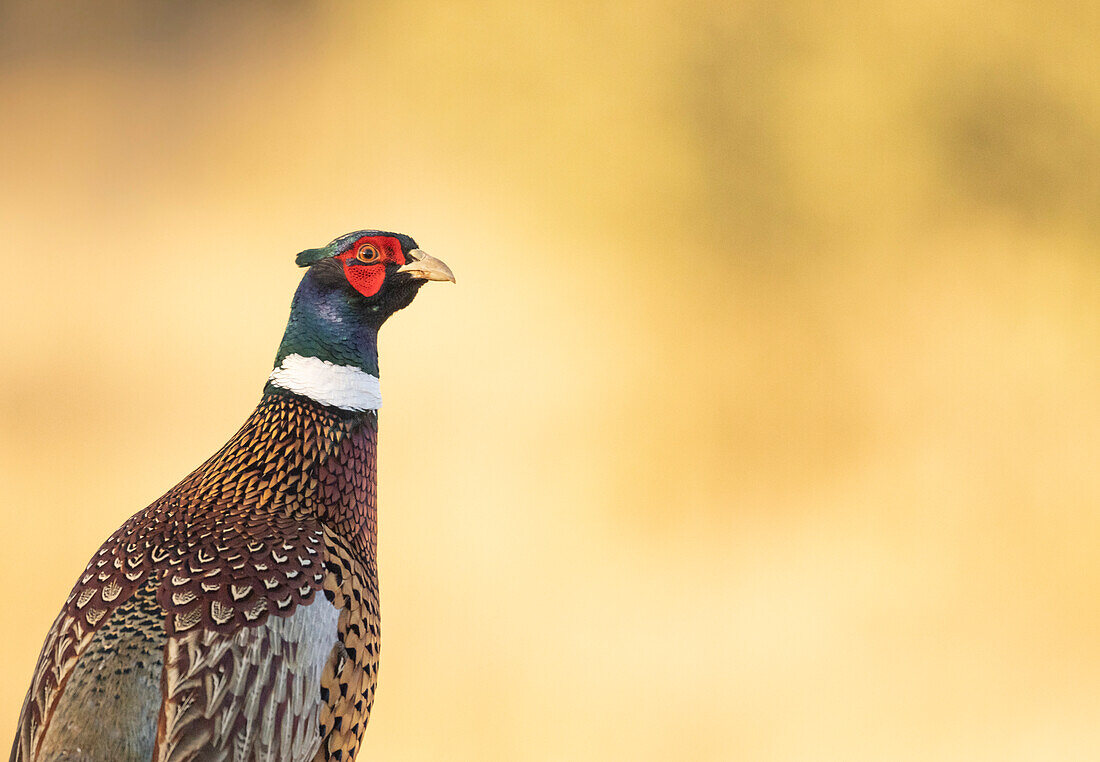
295 247 332 267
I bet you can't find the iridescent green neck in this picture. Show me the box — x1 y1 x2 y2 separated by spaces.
264 266 381 410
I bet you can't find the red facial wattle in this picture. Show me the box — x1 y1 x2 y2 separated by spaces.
339 236 407 298
344 261 385 298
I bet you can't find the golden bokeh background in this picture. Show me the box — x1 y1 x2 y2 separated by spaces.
2 2 1099 759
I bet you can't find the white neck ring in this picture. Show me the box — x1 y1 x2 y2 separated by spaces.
268 353 381 411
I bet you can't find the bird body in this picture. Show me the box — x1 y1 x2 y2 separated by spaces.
10 231 454 762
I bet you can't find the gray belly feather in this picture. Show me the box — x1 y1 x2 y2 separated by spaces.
36 579 164 762
34 579 341 762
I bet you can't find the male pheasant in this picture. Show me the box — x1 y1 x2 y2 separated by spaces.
9 231 455 762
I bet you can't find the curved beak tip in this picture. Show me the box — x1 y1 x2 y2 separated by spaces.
398 251 456 283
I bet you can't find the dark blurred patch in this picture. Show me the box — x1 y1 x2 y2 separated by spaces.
680 4 815 253
928 61 1100 228
0 1 319 67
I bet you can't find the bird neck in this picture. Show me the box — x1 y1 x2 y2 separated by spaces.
264 268 383 412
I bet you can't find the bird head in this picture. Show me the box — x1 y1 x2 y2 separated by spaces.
295 230 455 324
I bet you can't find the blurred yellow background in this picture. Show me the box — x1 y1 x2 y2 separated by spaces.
2 2 1099 760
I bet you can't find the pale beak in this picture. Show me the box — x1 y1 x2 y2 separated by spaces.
397 249 456 283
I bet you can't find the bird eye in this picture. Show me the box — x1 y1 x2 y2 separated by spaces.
356 244 381 263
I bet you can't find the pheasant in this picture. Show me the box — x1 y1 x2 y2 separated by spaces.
9 231 455 762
